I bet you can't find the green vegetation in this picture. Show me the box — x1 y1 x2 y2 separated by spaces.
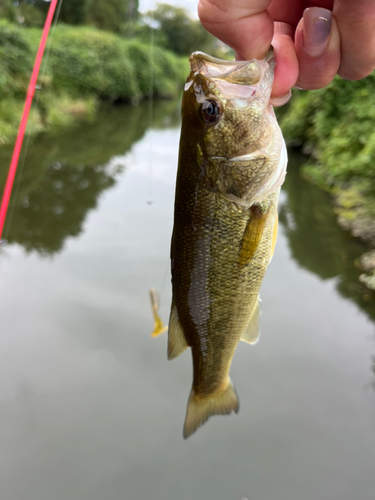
0 0 138 30
280 75 375 216
0 19 187 145
280 72 375 288
145 3 225 57
281 74 375 187
0 1 230 145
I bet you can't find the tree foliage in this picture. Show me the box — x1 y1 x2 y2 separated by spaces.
280 72 375 227
0 0 227 58
0 0 138 29
35 0 90 25
280 73 375 186
0 0 17 22
87 0 138 32
147 3 219 56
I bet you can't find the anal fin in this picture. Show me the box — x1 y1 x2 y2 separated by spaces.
167 298 188 360
240 295 261 345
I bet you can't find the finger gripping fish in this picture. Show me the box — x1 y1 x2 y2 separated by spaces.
169 50 287 439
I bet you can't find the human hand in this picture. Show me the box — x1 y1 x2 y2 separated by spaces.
198 0 375 104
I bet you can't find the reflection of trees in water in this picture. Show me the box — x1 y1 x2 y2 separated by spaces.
279 150 375 323
0 99 181 254
280 150 375 393
8 161 119 254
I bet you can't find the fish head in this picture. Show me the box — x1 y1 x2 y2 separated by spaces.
181 50 287 206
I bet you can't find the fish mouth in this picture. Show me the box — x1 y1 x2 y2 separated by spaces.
188 49 275 102
189 49 275 85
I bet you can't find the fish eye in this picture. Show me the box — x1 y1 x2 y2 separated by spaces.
200 99 221 125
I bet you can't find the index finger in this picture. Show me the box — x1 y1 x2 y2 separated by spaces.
198 0 274 60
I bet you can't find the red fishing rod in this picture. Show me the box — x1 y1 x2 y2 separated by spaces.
0 0 59 241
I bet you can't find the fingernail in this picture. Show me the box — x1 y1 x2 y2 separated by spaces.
303 7 332 57
270 90 292 107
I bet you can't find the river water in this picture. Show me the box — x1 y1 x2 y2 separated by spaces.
1 101 375 500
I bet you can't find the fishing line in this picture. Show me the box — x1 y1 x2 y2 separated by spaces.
144 3 171 308
146 4 154 206
0 0 63 255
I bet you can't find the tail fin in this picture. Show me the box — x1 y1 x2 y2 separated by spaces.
183 379 239 439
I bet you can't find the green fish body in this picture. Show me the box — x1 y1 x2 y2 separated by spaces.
169 50 287 438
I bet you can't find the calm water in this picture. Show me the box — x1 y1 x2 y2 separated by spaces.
1 101 375 500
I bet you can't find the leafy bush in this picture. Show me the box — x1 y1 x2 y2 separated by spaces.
0 20 32 98
280 73 375 187
125 40 188 98
0 98 24 145
87 0 138 33
0 21 187 143
50 27 140 101
49 27 187 101
0 0 17 23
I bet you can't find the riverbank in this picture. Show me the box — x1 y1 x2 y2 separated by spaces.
0 20 188 145
280 74 375 290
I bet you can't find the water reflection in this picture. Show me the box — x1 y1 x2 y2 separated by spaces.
0 99 181 254
279 150 375 321
5 162 121 254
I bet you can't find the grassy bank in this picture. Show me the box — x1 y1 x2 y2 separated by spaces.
280 73 375 289
0 20 188 145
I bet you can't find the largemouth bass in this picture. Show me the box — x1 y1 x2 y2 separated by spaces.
169 50 287 439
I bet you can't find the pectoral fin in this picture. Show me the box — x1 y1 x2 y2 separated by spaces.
239 205 268 267
167 298 188 360
240 295 261 345
269 212 278 263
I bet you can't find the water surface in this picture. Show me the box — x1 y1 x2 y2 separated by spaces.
1 101 375 500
